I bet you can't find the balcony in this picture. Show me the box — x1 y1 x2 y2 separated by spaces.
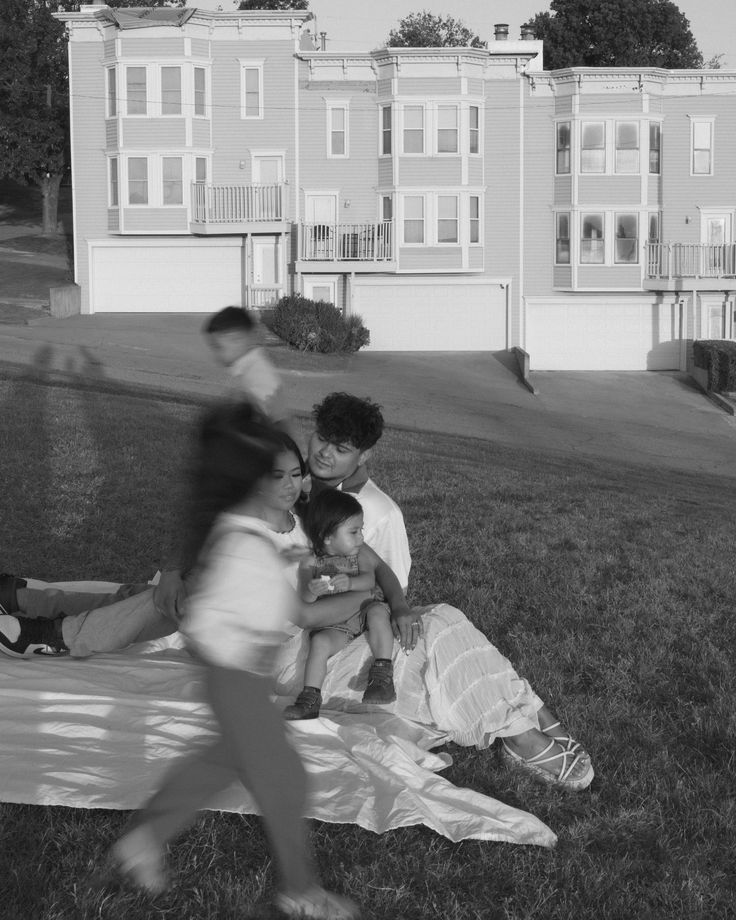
644 242 736 292
296 221 396 272
190 182 287 234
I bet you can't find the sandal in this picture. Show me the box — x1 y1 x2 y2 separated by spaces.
501 738 594 791
541 720 591 760
275 886 360 919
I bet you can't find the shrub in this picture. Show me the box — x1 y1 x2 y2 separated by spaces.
693 339 736 392
271 294 370 354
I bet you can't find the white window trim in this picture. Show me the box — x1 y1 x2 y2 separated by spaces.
379 103 392 157
690 116 715 176
436 194 460 245
193 65 209 119
250 149 286 184
116 62 210 119
122 153 205 208
468 194 482 246
570 211 649 266
106 66 117 119
124 65 149 118
240 59 264 121
575 118 664 177
467 104 482 157
401 103 426 156
399 191 482 247
125 154 150 206
401 193 426 245
554 211 571 266
326 100 349 159
613 211 639 264
435 104 460 157
555 120 572 176
614 121 640 175
580 121 607 175
108 156 119 209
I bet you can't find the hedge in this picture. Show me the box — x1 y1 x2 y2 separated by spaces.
693 339 736 392
271 294 370 354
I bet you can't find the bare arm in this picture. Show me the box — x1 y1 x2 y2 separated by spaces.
295 589 374 629
367 546 422 652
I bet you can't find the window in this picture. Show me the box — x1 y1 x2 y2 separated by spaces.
107 68 117 118
403 196 424 243
437 106 458 154
692 120 713 175
161 67 181 115
469 106 480 155
328 104 347 157
615 122 639 173
380 105 392 155
126 67 147 116
403 106 424 154
556 212 570 264
195 157 207 183
194 67 206 117
556 122 571 174
437 196 458 243
241 64 263 119
381 195 393 221
581 213 604 263
648 213 660 243
127 157 148 204
162 157 183 205
109 157 118 207
581 122 605 173
469 196 480 244
649 123 661 174
615 213 638 263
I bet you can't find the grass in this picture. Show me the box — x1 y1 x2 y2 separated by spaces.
1 373 735 919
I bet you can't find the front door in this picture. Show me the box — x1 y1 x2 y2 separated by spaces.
304 192 338 259
702 213 733 276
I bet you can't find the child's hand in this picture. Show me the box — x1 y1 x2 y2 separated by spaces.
327 574 351 593
308 577 334 597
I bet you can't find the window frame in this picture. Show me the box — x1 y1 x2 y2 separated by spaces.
468 105 480 156
107 66 117 118
160 66 182 117
691 118 714 176
125 66 148 117
615 121 639 174
649 122 661 175
469 195 481 245
327 102 349 158
126 156 149 206
580 122 606 174
436 104 459 155
380 104 392 156
402 104 426 155
580 212 605 264
402 194 425 245
161 156 184 207
555 212 571 265
109 156 119 208
240 60 264 120
614 212 639 264
556 121 571 175
193 66 207 118
436 194 459 244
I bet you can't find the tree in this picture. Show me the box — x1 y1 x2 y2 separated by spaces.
529 0 703 69
386 11 487 49
0 0 185 235
238 1 309 9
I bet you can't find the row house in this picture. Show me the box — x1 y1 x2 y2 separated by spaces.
57 4 736 370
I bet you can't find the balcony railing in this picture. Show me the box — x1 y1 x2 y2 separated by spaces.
245 287 282 310
646 242 736 280
191 182 284 225
301 221 393 262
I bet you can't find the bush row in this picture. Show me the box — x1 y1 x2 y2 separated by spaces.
271 294 370 354
693 339 736 392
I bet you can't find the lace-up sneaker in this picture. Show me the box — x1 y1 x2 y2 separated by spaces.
0 573 26 615
0 614 68 658
283 687 322 720
361 660 396 704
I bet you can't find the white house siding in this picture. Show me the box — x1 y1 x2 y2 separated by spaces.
122 120 186 147
105 122 118 146
120 36 185 57
192 120 210 148
577 176 641 205
524 91 555 300
647 175 662 206
89 239 243 313
122 209 189 233
553 266 572 288
108 211 119 233
377 161 393 187
397 158 463 187
469 248 484 271
103 39 116 59
583 92 643 116
577 266 642 288
554 176 572 204
525 297 681 370
191 39 209 57
467 159 483 186
396 78 463 95
467 79 483 95
398 248 464 271
353 277 506 351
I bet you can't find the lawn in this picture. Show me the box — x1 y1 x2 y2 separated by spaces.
0 373 734 919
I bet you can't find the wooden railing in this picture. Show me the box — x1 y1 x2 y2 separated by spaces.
191 183 284 224
646 242 736 280
301 221 393 262
245 287 282 310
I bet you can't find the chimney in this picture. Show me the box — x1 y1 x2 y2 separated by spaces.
493 23 509 41
520 24 535 41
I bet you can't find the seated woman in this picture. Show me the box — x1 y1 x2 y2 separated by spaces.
1 417 592 793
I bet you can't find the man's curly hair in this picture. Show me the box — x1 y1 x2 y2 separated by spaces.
312 392 384 451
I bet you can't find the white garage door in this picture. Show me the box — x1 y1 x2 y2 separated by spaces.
90 240 243 313
352 278 506 351
526 298 682 370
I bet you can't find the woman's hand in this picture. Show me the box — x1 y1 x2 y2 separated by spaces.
307 577 334 598
391 604 424 653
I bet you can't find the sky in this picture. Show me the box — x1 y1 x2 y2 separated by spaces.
196 0 736 69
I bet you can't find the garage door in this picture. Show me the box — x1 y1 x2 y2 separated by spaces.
90 240 243 313
352 278 506 351
526 298 682 370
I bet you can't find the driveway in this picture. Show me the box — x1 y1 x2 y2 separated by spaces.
0 313 733 479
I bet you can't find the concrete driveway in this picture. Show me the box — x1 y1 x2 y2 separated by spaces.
0 313 734 479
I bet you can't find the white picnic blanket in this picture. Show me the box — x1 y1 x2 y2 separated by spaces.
0 584 557 848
